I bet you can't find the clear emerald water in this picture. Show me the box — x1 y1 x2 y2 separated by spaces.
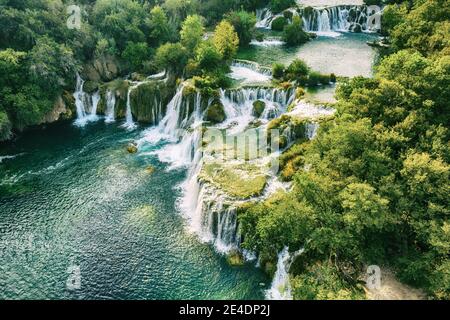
238 32 379 78
0 121 269 299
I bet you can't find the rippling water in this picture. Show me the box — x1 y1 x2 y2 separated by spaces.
0 121 268 299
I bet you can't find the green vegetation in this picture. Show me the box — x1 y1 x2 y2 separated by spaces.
225 10 257 47
199 162 267 199
0 0 248 140
273 59 335 87
282 16 310 46
271 16 288 31
270 0 295 13
240 0 450 300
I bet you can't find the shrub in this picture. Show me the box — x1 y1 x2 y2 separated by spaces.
295 87 306 99
225 10 256 47
271 16 288 31
283 10 293 20
272 63 285 79
283 16 309 46
318 73 331 85
330 73 337 83
286 59 309 81
307 71 321 86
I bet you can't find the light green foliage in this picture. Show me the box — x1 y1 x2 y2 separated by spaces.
155 42 188 74
213 20 239 61
147 6 174 46
180 14 205 53
200 162 267 199
196 40 223 72
225 10 256 47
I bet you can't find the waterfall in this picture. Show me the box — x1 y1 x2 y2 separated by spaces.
218 87 295 134
255 8 275 29
266 247 304 300
140 84 295 253
301 5 372 34
73 74 100 127
231 60 273 83
141 85 205 168
90 90 100 120
105 90 116 123
122 86 136 130
255 8 299 30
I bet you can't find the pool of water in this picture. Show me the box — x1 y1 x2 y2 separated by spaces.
0 121 269 299
238 32 379 77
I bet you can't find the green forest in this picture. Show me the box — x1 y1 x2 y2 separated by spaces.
0 0 448 300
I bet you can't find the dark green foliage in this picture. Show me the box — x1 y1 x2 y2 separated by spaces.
270 0 296 13
121 42 150 71
272 63 285 79
282 16 309 46
271 16 288 31
155 43 189 74
225 10 256 47
239 0 450 299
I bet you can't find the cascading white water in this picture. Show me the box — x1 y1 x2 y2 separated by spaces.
266 247 304 300
230 60 272 85
73 74 100 127
255 8 299 29
301 5 371 34
140 84 296 253
105 90 116 123
219 87 295 134
90 90 100 120
255 5 371 35
123 86 136 130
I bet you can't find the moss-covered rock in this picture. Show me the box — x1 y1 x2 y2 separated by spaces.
267 114 310 148
227 250 245 266
145 166 155 174
130 80 174 124
100 80 129 119
199 162 267 199
0 111 12 141
127 142 138 153
205 100 226 124
83 80 99 94
61 90 76 118
295 87 306 99
252 100 266 118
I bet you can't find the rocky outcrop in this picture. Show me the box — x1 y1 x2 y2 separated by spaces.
204 100 226 124
81 54 122 82
130 80 175 124
252 100 266 118
40 91 76 125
